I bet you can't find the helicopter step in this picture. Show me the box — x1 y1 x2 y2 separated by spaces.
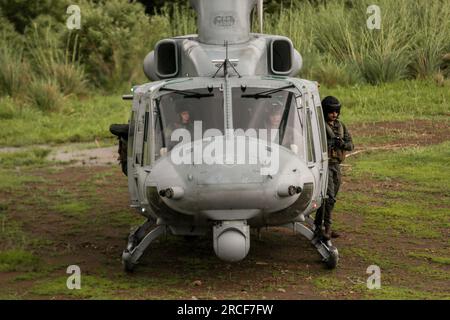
121 219 166 272
281 222 339 269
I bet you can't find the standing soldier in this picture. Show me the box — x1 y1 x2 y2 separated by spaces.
315 96 354 240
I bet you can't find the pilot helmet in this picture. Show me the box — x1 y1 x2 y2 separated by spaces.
321 96 341 115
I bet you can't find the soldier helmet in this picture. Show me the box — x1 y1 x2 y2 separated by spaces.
321 96 341 115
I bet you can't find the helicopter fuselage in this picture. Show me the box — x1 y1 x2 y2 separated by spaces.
125 76 329 261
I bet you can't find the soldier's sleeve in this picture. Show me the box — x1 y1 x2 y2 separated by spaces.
342 123 354 151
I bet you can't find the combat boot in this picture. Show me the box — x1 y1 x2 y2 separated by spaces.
331 231 340 238
322 225 332 241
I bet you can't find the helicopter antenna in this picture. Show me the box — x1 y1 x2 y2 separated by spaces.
257 0 263 33
224 40 228 77
212 41 241 78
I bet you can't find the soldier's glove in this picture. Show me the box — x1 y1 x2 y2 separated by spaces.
333 136 343 148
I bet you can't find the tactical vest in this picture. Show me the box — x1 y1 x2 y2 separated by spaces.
326 122 346 163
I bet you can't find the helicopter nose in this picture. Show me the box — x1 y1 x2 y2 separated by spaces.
150 135 312 219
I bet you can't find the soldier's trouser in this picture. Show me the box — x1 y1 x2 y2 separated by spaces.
315 163 342 228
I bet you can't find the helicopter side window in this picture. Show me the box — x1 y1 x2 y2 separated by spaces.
306 109 316 163
128 111 136 158
154 99 165 160
315 105 327 154
142 110 150 166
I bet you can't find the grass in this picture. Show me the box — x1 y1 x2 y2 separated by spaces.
31 275 131 299
337 141 449 241
342 247 397 269
320 80 450 124
0 169 46 191
0 76 448 300
0 148 51 168
0 250 41 272
408 252 450 266
0 94 130 147
31 273 188 299
0 79 448 147
349 141 450 191
265 0 450 85
365 285 450 300
52 201 91 217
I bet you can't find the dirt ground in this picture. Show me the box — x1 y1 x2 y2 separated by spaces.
0 120 449 299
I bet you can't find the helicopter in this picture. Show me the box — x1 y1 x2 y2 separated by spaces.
110 0 339 271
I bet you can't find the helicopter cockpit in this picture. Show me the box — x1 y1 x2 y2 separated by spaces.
155 87 224 156
149 79 308 164
231 87 305 157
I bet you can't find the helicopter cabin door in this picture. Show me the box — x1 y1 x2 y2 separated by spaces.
311 91 328 201
128 96 152 207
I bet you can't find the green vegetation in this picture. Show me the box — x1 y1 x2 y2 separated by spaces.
32 275 131 299
0 0 449 113
0 0 449 147
0 148 51 167
1 80 448 147
0 250 41 272
366 286 449 300
0 169 46 191
0 0 448 301
408 252 450 266
53 201 90 217
264 0 450 86
0 95 129 146
321 80 450 124
350 141 450 191
337 142 450 240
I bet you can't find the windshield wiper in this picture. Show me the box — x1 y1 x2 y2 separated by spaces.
160 87 214 99
241 84 295 99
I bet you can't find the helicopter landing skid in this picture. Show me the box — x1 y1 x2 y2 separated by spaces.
121 220 166 272
282 222 339 269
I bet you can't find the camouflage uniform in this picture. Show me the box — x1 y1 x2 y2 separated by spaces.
315 117 354 238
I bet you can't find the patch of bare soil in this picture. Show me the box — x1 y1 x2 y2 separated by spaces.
350 119 450 146
49 146 118 166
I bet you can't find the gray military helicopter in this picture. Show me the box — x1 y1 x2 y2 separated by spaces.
110 0 339 271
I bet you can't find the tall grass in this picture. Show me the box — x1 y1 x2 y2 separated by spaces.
27 24 86 97
0 45 30 97
0 0 449 104
263 0 450 86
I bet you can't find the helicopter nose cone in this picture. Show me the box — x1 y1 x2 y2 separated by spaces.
147 135 314 221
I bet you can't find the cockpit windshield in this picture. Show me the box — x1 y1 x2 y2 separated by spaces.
155 87 224 154
232 87 305 156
